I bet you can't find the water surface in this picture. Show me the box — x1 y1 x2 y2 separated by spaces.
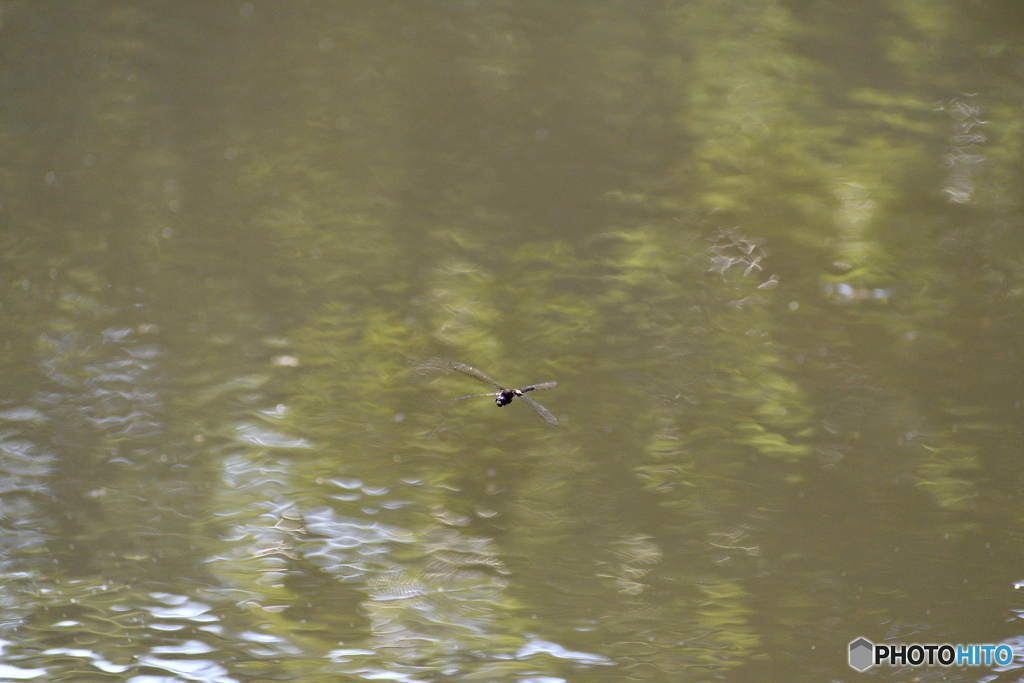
0 2 1022 681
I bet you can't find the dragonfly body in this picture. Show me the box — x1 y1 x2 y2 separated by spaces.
449 361 558 425
494 388 517 407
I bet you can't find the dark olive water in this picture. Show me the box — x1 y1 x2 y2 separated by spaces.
0 2 1022 681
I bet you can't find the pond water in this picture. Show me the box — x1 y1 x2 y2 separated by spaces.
1 2 1022 681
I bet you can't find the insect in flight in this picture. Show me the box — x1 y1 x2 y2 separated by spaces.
449 361 558 426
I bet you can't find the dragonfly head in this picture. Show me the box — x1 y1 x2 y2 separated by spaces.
495 390 515 407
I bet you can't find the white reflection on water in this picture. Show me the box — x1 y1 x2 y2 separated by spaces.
327 647 376 662
0 639 47 679
238 630 282 643
41 648 129 674
134 656 236 683
0 407 46 422
0 663 47 679
234 423 313 449
516 637 615 666
304 507 413 574
339 665 418 682
143 593 217 621
150 640 215 655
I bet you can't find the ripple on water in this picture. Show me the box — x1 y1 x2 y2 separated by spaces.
41 648 129 674
0 407 47 423
133 656 235 683
516 637 615 666
234 423 313 449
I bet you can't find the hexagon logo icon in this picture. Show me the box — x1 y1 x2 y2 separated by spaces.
849 637 874 671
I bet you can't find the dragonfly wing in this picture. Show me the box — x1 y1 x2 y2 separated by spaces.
519 394 558 426
449 361 504 390
454 391 501 401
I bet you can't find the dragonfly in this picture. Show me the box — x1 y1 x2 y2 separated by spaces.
449 361 558 426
